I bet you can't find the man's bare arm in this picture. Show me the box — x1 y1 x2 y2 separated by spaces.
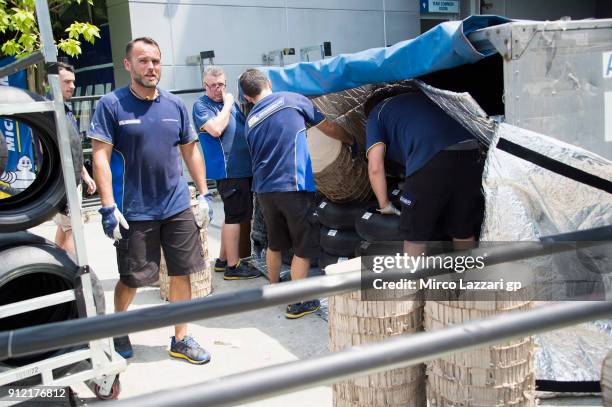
316 120 354 145
367 144 389 209
180 141 209 195
201 93 234 138
91 139 115 207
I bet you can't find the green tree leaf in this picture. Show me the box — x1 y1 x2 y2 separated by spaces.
1 0 99 58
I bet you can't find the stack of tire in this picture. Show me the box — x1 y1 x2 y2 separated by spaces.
316 199 373 273
354 184 405 247
0 86 103 384
0 86 82 231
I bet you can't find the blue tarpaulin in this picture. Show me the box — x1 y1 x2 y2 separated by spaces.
262 15 510 97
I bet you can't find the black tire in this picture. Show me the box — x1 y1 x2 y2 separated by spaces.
320 226 362 257
319 250 353 274
0 240 105 381
0 132 7 174
388 186 402 207
315 200 375 230
355 209 404 242
356 240 404 257
0 86 82 232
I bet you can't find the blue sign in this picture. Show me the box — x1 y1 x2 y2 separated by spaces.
421 0 460 14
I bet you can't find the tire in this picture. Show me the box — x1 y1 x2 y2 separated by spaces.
320 226 362 257
0 239 105 380
0 132 7 174
0 86 82 232
355 209 404 242
319 250 352 274
315 200 375 230
356 240 404 257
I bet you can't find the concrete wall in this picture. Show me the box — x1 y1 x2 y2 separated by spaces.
106 0 420 105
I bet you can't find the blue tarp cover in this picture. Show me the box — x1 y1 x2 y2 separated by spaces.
262 15 510 97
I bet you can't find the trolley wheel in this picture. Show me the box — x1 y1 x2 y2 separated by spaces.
93 377 121 400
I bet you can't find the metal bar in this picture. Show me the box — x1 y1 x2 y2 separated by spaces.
0 349 91 386
70 87 205 103
0 233 609 361
0 101 55 115
0 51 44 78
34 0 58 63
0 289 75 318
113 301 612 407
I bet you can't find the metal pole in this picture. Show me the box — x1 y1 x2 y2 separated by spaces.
112 301 612 407
0 236 609 361
0 51 44 78
34 0 89 269
34 0 105 364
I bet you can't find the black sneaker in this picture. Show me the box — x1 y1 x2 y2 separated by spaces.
113 336 133 359
169 335 211 365
223 261 261 280
285 300 321 319
214 258 227 273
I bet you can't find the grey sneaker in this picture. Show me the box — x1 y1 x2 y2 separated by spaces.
214 258 227 272
223 261 261 280
169 335 211 364
285 300 321 319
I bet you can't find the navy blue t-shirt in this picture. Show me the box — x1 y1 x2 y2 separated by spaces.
192 95 251 180
87 87 197 221
366 92 474 176
245 92 325 193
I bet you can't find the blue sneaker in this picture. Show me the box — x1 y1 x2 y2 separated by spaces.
169 335 211 365
113 336 133 359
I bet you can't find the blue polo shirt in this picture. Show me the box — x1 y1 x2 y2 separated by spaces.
87 87 197 221
366 92 474 176
245 92 325 193
192 95 251 180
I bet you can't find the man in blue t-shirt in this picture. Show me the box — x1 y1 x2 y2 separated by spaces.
239 68 352 319
192 66 259 281
89 37 212 365
364 84 484 256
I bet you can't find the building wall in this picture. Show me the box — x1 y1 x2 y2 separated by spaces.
481 0 597 20
107 0 605 105
107 0 420 105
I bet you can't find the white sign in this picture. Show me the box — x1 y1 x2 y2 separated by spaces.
605 92 612 142
603 51 612 79
425 0 459 13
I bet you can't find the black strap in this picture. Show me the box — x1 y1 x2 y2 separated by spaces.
497 138 612 194
536 379 600 393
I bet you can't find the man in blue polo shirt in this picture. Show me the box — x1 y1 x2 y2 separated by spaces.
239 68 352 319
364 84 484 256
90 37 212 365
192 66 259 281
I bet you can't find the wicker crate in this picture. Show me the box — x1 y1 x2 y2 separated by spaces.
159 187 212 300
327 260 425 406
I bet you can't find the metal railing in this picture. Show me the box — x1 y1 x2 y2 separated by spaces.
112 300 612 407
1 226 610 361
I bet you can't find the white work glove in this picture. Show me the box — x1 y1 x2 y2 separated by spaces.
196 193 214 228
377 203 401 216
98 204 129 240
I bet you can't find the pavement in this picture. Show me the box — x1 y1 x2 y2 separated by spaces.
25 196 604 406
29 197 331 406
